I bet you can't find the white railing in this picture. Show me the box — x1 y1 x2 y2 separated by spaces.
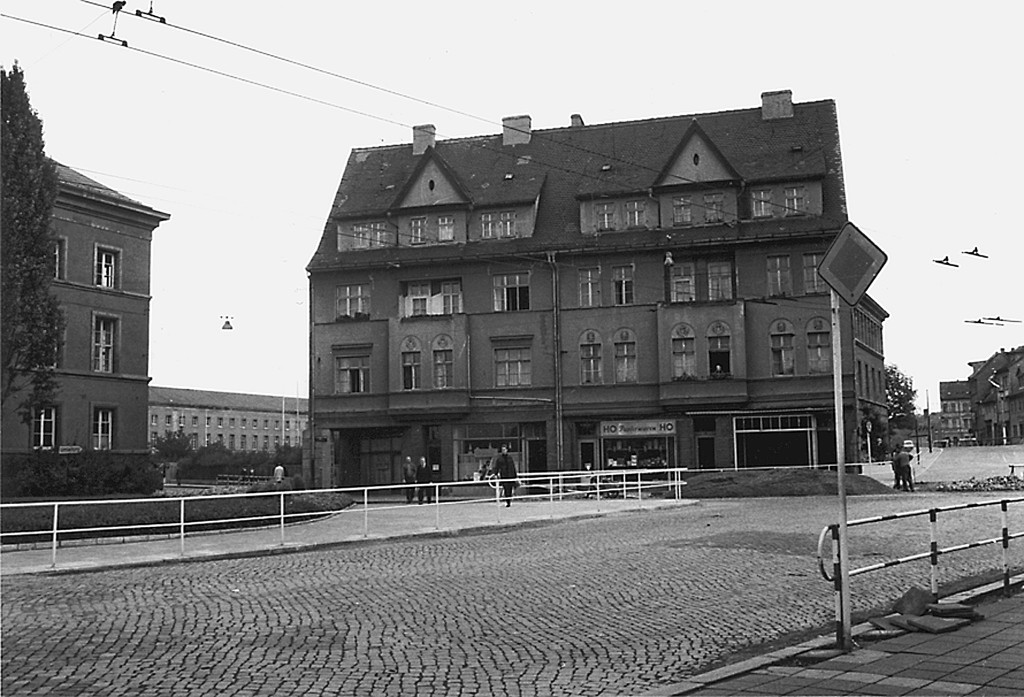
0 467 689 569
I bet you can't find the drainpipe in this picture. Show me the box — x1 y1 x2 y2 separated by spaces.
547 252 565 470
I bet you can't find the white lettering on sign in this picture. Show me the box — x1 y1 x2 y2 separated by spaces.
600 420 675 437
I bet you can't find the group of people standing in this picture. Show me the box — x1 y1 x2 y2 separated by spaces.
891 444 915 492
402 456 434 504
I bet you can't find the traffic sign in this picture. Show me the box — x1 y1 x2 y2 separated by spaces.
818 222 887 306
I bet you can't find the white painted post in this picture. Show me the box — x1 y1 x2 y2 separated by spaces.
363 488 369 538
179 497 185 557
50 502 59 568
279 492 286 545
831 288 853 650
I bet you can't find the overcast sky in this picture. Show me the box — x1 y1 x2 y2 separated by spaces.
3 1 1022 409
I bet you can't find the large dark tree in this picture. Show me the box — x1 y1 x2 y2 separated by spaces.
1 63 63 419
885 363 917 428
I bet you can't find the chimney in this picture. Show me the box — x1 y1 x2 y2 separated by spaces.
412 124 436 155
502 115 532 146
761 90 793 120
570 113 585 128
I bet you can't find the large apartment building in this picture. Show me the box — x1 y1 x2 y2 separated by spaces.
1 163 169 456
306 91 887 488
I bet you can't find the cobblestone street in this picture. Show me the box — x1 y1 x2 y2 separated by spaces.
3 491 1022 696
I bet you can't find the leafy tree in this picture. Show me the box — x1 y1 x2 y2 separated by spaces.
885 363 917 429
1 64 63 419
151 431 194 461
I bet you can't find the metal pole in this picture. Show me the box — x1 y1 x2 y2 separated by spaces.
179 497 185 557
363 488 368 538
1002 500 1010 594
831 288 853 650
51 502 59 568
929 509 939 602
279 492 286 545
434 484 440 531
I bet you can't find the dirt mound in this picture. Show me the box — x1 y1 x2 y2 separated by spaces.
682 468 898 498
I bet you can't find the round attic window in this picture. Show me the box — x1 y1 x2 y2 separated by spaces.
428 179 435 191
693 153 700 166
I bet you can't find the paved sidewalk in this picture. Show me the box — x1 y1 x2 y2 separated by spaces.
0 491 691 576
646 580 1024 696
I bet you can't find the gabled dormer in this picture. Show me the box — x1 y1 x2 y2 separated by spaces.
655 120 742 188
391 139 473 247
653 120 741 229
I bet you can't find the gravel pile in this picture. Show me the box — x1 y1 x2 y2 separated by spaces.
934 475 1024 492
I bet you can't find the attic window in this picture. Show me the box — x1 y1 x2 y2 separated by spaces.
600 164 612 171
504 173 514 180
428 179 436 191
693 153 700 166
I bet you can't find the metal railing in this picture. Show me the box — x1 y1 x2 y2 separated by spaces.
0 467 689 569
817 496 1024 643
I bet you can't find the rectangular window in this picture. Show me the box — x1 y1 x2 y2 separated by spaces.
410 217 426 245
579 268 601 307
481 212 497 239
493 273 530 312
402 351 421 390
784 186 807 215
95 248 118 288
408 282 431 316
709 336 731 376
229 434 236 450
352 224 370 248
581 342 602 385
165 414 172 427
752 189 773 218
438 216 455 242
703 193 724 223
218 417 224 427
353 222 387 248
495 347 531 387
670 263 696 302
612 265 634 305
369 222 388 247
192 416 198 427
614 339 637 383
337 284 370 318
808 331 831 374
707 262 733 301
672 337 696 379
32 406 57 449
93 408 113 450
240 434 247 450
335 356 369 393
596 202 615 231
625 200 644 228
151 414 158 426
52 239 65 280
433 349 453 388
672 196 692 226
92 316 117 373
441 280 462 314
802 253 826 294
767 255 792 297
771 334 795 376
498 211 516 238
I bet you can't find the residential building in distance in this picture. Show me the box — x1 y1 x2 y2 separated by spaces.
966 346 1024 445
148 386 308 452
938 380 973 445
1 163 169 456
306 90 888 488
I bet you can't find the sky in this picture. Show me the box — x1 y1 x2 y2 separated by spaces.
3 1 1022 410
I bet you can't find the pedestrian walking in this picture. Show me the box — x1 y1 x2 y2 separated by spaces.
490 444 518 507
403 456 418 503
892 445 914 492
416 456 433 504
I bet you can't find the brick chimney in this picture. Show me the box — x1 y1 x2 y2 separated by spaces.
503 115 532 146
761 90 793 120
570 114 585 128
412 124 436 155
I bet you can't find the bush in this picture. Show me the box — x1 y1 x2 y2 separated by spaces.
3 450 162 500
175 444 303 481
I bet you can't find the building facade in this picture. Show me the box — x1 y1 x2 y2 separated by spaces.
938 380 973 445
306 91 888 488
149 386 308 452
966 347 1024 445
2 163 169 456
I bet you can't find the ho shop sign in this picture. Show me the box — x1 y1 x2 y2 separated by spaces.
600 420 676 437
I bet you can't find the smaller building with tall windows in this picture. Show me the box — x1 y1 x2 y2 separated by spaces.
148 386 308 452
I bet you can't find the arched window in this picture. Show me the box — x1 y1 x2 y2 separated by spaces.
432 334 454 388
707 321 731 377
580 330 603 385
770 319 795 376
806 318 831 374
401 336 422 390
670 323 696 379
613 328 637 383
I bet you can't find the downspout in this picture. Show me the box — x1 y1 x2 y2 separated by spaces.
547 252 565 470
307 271 316 487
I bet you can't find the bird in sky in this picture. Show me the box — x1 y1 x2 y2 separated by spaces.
933 256 959 267
963 247 989 258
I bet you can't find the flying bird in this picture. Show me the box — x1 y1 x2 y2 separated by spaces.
963 247 989 258
933 256 959 267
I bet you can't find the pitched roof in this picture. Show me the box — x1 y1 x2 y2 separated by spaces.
150 385 308 413
54 161 170 221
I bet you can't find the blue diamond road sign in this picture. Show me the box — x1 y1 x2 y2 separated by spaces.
817 222 887 306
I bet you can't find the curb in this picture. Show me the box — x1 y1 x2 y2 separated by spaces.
640 574 1024 697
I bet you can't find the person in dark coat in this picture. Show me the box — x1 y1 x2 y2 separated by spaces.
490 445 518 507
892 446 914 492
416 456 433 504
402 456 417 504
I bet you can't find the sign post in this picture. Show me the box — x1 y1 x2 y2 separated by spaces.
817 222 887 650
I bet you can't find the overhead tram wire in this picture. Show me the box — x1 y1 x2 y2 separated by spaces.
73 0 832 224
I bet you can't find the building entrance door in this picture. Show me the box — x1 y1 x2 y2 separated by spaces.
527 439 547 472
697 436 715 469
579 440 596 471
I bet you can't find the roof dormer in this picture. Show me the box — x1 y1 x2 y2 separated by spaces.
393 148 471 211
655 120 741 189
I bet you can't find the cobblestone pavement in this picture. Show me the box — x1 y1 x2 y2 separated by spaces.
3 491 1023 696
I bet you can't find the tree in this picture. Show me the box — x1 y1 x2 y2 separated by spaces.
151 431 195 461
1 64 63 420
885 363 917 428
